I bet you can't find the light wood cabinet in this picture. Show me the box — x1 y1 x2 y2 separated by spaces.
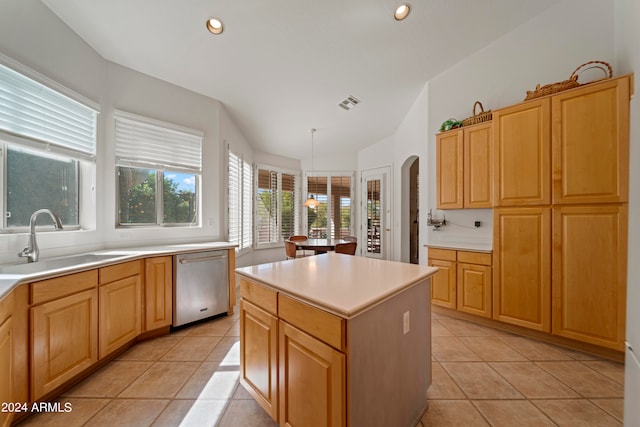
464 123 493 208
428 248 492 318
239 298 278 420
551 78 630 205
457 251 492 318
144 256 173 331
428 248 457 309
493 98 551 206
436 122 492 209
436 129 463 209
99 261 142 358
279 319 345 427
0 293 13 427
493 207 551 332
31 281 98 400
552 205 628 350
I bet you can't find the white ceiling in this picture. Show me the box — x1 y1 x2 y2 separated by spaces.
42 0 561 160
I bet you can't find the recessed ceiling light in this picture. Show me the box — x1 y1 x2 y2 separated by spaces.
206 17 224 35
394 3 411 21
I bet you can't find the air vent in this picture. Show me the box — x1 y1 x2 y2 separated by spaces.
338 95 361 111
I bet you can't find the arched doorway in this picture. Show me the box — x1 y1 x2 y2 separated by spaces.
401 156 419 264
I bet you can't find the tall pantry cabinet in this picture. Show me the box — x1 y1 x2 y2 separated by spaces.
492 75 631 351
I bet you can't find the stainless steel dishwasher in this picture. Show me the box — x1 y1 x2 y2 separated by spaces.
173 250 229 327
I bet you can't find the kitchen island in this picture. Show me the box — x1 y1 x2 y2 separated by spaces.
236 253 438 427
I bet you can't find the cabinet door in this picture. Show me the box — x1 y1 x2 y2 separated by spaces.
493 207 551 331
99 275 141 358
457 262 492 318
239 299 278 421
428 259 456 309
552 77 630 204
552 205 627 350
144 256 173 331
493 99 551 206
464 123 493 207
279 320 345 427
31 288 98 400
0 317 12 427
436 130 463 209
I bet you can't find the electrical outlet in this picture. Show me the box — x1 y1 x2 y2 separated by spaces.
403 311 410 335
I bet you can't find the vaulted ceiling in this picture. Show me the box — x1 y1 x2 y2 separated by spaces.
42 0 561 159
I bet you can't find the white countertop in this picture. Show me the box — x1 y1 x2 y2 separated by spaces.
235 253 438 319
426 242 492 252
0 241 237 299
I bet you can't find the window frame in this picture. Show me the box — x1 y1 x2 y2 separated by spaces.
0 55 98 233
304 171 356 239
114 111 203 228
227 146 253 254
254 164 301 250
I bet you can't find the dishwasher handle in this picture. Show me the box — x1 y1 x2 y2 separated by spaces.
178 254 227 264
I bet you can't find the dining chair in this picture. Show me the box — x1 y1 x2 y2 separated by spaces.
335 241 357 255
285 240 298 259
288 235 311 257
343 236 358 242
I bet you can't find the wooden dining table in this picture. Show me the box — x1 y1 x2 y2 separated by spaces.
293 238 349 254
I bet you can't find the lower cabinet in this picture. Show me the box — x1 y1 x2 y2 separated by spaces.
0 293 13 427
428 249 457 309
457 251 492 318
428 247 492 318
239 278 346 427
239 299 278 420
493 207 552 332
31 276 99 400
552 205 627 351
144 256 173 331
279 320 345 427
99 261 142 358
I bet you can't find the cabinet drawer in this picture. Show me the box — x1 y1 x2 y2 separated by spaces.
428 248 457 261
457 251 492 266
31 269 98 305
278 294 345 351
99 260 142 284
0 290 14 325
239 277 277 315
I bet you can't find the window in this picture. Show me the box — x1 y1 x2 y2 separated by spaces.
256 166 299 247
115 111 202 226
228 148 253 251
306 173 353 239
0 60 97 230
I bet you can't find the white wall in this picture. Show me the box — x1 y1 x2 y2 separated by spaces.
0 0 296 265
614 0 640 423
426 0 613 251
360 0 614 264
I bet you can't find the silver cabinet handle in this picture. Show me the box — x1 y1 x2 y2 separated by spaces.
179 254 227 264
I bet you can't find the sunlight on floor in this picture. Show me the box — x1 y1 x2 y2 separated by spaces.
179 341 241 426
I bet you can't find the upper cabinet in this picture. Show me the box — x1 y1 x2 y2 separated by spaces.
436 129 463 209
493 75 631 207
493 98 551 206
436 121 493 209
552 77 630 204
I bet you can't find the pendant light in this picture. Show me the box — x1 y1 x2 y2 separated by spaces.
304 128 320 209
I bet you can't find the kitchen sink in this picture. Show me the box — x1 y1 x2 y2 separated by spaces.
0 253 128 275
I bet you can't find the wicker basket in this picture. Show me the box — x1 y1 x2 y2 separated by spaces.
524 60 613 101
462 101 492 127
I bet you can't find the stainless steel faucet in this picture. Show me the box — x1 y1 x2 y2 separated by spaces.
18 209 64 263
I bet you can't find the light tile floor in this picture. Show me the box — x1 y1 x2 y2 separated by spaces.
17 307 624 426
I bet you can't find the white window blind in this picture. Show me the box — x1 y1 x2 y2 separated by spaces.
256 166 300 247
256 169 278 245
228 148 253 251
114 111 202 173
0 63 97 158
